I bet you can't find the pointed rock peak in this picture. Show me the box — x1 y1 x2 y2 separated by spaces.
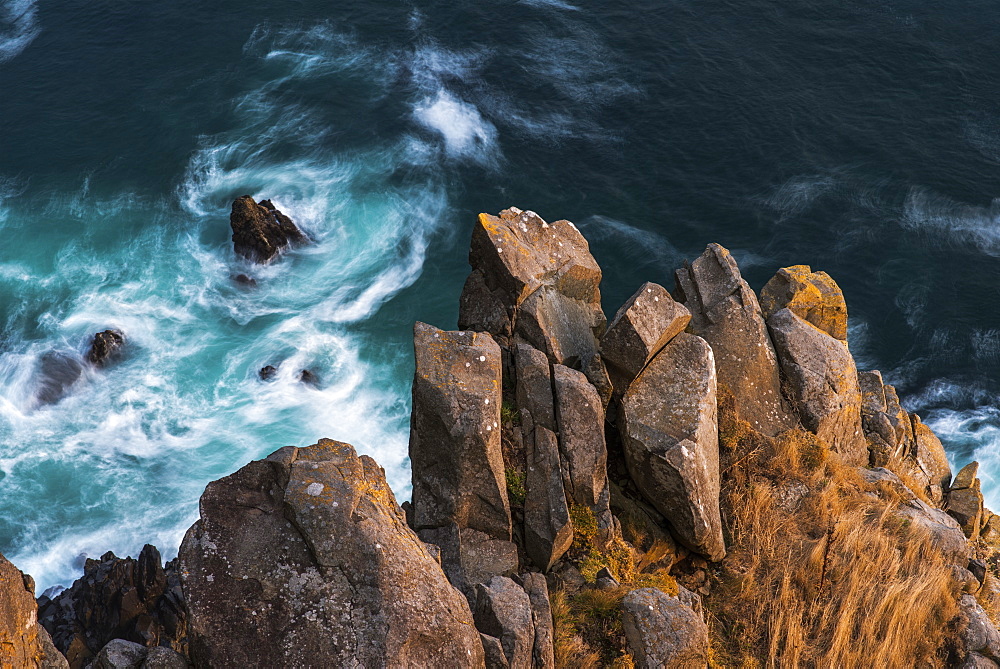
760 264 848 341
953 462 980 491
230 195 307 263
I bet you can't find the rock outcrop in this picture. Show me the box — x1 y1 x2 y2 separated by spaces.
553 364 610 522
458 208 605 366
601 282 691 394
409 321 511 540
86 330 125 368
179 439 484 667
229 196 306 263
767 307 867 466
674 244 795 436
948 462 986 540
759 264 848 341
38 545 185 668
620 333 725 561
0 553 67 668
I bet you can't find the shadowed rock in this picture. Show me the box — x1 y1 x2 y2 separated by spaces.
35 351 84 405
409 322 511 540
523 423 572 572
179 439 484 668
258 365 277 381
519 573 555 669
553 364 610 521
760 264 848 341
767 308 867 466
621 333 725 561
37 545 186 668
474 576 534 669
674 244 795 437
229 196 306 263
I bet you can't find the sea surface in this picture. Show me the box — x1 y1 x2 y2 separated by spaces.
3 0 1000 590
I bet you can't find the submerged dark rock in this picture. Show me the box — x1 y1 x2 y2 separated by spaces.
231 273 257 288
298 368 319 386
35 351 85 405
87 330 125 368
258 365 277 381
230 196 306 263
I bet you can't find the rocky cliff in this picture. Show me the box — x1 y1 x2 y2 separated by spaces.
4 206 1000 667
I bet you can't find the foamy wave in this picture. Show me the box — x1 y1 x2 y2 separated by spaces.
902 186 1000 256
0 0 39 64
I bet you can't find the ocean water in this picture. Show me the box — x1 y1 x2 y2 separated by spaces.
3 0 1000 590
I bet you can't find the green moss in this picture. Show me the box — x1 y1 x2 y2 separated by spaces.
569 504 634 584
505 468 526 507
500 400 521 426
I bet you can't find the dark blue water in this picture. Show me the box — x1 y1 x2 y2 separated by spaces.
3 0 1000 589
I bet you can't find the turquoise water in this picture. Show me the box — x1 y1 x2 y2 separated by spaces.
5 0 1000 590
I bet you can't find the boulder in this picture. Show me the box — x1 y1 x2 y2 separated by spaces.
962 594 1000 666
674 244 795 436
87 330 125 368
0 553 68 668
258 365 277 381
409 322 511 540
948 483 984 540
620 333 725 561
38 545 185 668
229 196 306 263
954 462 980 491
139 647 188 669
622 588 709 669
582 353 613 411
523 424 573 572
459 208 605 365
552 365 610 519
601 282 690 391
474 577 534 669
911 415 951 502
759 265 848 340
515 343 555 433
93 639 146 669
480 634 509 669
519 573 555 669
178 439 485 668
767 308 867 465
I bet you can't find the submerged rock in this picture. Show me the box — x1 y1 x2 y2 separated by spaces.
229 196 306 263
297 368 319 386
35 351 85 405
179 439 484 667
87 330 125 368
258 365 277 381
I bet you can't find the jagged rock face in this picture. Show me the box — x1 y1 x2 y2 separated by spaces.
229 196 306 263
0 553 67 668
622 588 709 669
459 208 605 365
620 333 725 562
474 576 534 669
87 330 125 367
553 364 610 519
674 244 795 437
179 439 484 668
417 525 519 606
912 415 952 502
601 282 691 393
961 594 1000 667
767 308 867 466
409 321 511 540
37 545 184 669
759 265 848 341
515 343 556 433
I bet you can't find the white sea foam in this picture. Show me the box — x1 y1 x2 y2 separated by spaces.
0 0 39 64
902 186 1000 256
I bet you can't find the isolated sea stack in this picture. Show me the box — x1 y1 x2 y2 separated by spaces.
6 206 1000 668
229 196 306 263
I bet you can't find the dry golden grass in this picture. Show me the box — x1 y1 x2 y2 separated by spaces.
709 392 961 667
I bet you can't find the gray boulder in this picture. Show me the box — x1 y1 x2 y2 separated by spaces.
523 423 573 572
140 647 188 669
620 333 725 562
179 439 484 668
962 594 1000 666
418 524 519 605
601 282 690 391
674 244 795 436
520 573 555 669
515 343 556 432
622 588 709 669
553 365 610 518
409 322 511 540
474 577 535 669
94 640 146 669
767 308 867 465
